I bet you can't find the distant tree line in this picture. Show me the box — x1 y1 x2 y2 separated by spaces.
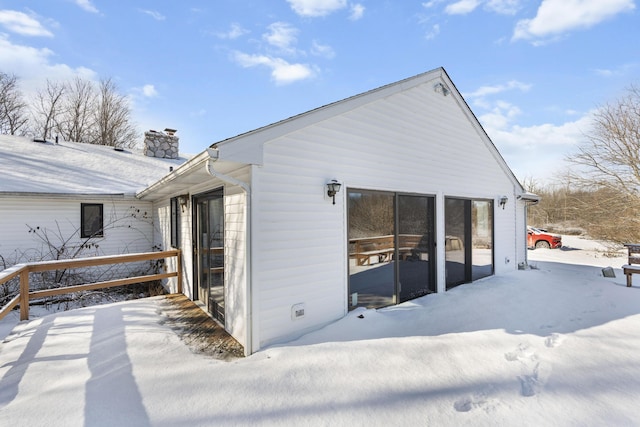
0 71 137 148
527 84 640 244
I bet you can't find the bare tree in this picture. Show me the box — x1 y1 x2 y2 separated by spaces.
32 79 65 140
56 76 96 143
0 72 29 135
92 78 138 148
566 84 640 242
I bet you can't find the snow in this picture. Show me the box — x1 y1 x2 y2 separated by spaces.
0 135 186 195
1 235 639 426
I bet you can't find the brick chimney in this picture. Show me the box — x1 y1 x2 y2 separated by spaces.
143 128 179 159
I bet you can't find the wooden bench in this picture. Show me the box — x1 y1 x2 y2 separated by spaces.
349 235 395 266
349 234 427 265
622 243 640 287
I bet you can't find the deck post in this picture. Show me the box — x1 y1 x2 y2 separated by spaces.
19 268 29 320
176 250 183 294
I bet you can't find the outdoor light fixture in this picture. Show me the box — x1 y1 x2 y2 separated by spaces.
499 195 508 210
434 82 450 96
326 180 342 205
178 194 189 212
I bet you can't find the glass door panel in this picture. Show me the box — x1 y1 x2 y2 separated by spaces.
195 190 225 324
472 200 493 280
445 198 468 289
348 190 395 309
398 195 435 303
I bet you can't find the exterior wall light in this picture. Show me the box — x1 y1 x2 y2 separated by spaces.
326 180 342 205
434 82 450 96
178 194 189 212
499 195 508 210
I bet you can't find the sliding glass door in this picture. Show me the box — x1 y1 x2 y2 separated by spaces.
398 195 436 302
445 197 494 289
348 190 435 310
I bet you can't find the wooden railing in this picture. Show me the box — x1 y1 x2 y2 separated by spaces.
0 250 181 321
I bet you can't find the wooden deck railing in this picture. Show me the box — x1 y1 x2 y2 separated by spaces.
0 250 181 321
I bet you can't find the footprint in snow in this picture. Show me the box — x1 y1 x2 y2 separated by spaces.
544 333 565 348
519 361 552 397
505 343 552 397
453 389 498 413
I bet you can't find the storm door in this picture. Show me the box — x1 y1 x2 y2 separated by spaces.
194 189 225 324
348 190 436 310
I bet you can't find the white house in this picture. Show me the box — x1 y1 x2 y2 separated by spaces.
0 133 185 270
138 67 538 356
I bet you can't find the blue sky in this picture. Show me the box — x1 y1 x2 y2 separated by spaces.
0 0 638 184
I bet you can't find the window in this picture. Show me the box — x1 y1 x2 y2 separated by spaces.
445 197 494 289
348 189 436 310
81 203 103 238
170 196 180 248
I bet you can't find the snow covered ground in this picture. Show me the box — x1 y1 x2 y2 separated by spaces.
1 235 638 426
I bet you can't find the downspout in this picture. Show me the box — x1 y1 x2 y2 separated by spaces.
205 149 253 356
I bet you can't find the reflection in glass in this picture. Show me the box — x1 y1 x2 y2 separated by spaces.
398 195 435 302
348 190 395 309
445 198 467 289
472 200 493 280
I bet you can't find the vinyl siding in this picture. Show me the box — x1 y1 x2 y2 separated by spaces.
0 195 155 266
251 75 521 348
151 167 250 347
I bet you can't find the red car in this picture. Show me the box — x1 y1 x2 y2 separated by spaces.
527 226 562 249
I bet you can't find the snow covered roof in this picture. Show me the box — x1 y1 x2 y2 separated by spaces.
0 135 187 196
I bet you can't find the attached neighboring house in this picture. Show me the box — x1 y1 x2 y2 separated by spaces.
0 132 185 269
138 67 539 356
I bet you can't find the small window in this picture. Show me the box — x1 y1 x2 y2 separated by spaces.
81 203 104 238
170 197 180 248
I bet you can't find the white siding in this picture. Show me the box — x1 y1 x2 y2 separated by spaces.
0 195 155 267
251 76 522 348
151 167 250 348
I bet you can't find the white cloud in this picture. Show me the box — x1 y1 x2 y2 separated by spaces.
445 0 481 15
286 0 347 17
426 24 441 40
485 0 521 15
422 0 445 8
141 84 158 98
349 4 365 20
232 51 315 85
74 0 99 14
444 0 480 15
263 22 299 53
483 111 593 182
513 0 635 42
140 9 166 21
0 10 53 37
592 63 638 78
433 0 521 15
0 35 96 96
478 100 522 130
465 80 531 99
217 23 249 40
311 40 335 58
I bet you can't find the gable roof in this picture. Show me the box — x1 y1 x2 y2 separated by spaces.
0 135 186 197
139 67 524 200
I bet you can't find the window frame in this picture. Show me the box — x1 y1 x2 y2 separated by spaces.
170 196 180 249
80 203 104 238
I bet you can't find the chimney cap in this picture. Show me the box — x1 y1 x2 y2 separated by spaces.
164 128 177 135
